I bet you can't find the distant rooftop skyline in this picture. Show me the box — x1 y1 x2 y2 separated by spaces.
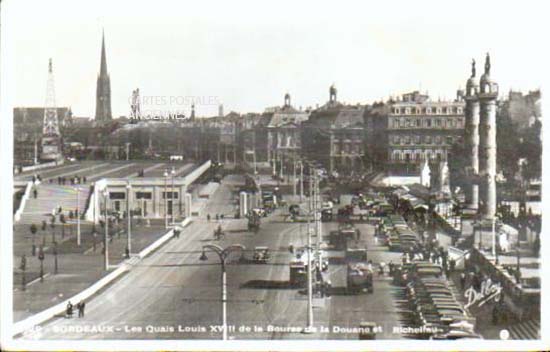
6 0 545 118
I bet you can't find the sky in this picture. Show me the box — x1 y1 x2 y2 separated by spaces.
5 0 548 118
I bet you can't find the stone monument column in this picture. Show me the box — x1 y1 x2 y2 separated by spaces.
478 53 498 219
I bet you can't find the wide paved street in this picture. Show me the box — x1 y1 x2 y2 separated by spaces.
23 175 404 340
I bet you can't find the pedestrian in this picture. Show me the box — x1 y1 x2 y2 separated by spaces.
66 301 73 318
379 262 386 276
76 301 82 317
125 247 130 259
83 176 87 183
57 176 61 185
33 188 37 199
388 261 394 275
460 272 466 290
288 243 294 254
58 206 62 214
207 214 211 222
32 175 36 183
449 258 456 273
79 300 85 317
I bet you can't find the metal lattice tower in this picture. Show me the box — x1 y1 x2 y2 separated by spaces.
130 88 141 120
42 58 60 137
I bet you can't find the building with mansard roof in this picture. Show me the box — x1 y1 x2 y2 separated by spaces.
365 91 465 173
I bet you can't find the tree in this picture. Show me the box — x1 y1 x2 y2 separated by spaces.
447 140 468 190
497 106 521 182
519 119 542 181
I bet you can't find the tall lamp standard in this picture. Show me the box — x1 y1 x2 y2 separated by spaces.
171 167 176 225
299 160 304 201
199 244 246 340
76 187 81 246
163 169 169 229
126 181 132 256
102 189 110 270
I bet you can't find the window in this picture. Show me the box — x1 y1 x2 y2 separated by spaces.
446 136 454 145
457 107 463 114
435 136 442 144
404 136 411 144
448 119 455 128
457 118 464 128
435 119 441 127
405 118 411 127
395 108 400 115
109 192 126 200
393 135 400 145
405 108 411 115
443 107 448 114
162 191 179 199
426 119 432 127
136 192 152 200
425 136 432 144
414 135 421 144
427 107 432 114
416 108 421 114
391 118 398 128
436 108 442 114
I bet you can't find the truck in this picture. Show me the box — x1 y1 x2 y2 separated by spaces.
247 211 261 232
345 244 371 294
289 260 308 288
329 223 360 250
346 262 374 294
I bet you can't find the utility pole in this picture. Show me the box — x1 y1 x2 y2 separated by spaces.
315 172 322 267
300 161 304 201
305 178 314 333
126 181 132 255
76 187 81 246
164 169 168 229
293 158 297 197
103 189 109 270
171 167 176 225
279 153 284 180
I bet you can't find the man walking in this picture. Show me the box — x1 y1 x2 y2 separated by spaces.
78 300 86 317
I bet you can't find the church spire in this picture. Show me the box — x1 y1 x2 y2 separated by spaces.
100 29 108 76
95 29 112 122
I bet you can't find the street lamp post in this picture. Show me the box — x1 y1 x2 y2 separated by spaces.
53 241 58 274
38 246 45 282
164 169 168 229
76 187 81 246
199 244 246 340
171 167 176 225
126 181 132 255
491 214 496 257
299 161 304 201
293 159 297 197
103 189 109 270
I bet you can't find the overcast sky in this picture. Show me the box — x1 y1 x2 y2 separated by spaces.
5 0 547 118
